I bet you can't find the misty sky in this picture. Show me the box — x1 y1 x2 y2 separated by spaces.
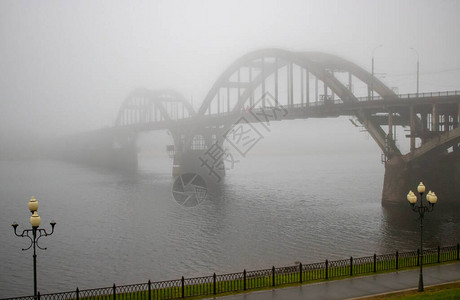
1 0 460 144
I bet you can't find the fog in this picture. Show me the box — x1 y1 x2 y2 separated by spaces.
1 0 460 157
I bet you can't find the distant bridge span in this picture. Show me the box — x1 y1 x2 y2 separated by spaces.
115 88 195 126
68 49 460 204
114 49 459 162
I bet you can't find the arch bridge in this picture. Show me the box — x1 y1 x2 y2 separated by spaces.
90 49 460 204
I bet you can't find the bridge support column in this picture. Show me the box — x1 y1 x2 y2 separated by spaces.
382 155 460 206
172 151 182 177
315 77 318 104
443 114 449 132
323 83 328 102
301 68 304 106
306 71 310 106
421 113 427 144
388 111 393 141
170 128 227 183
432 104 439 132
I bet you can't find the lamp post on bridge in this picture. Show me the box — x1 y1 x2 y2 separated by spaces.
12 196 56 298
406 182 438 292
410 47 420 99
371 44 383 100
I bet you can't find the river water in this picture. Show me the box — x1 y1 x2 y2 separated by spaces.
1 121 459 298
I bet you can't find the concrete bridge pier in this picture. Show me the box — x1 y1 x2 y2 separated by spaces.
170 127 227 183
382 154 460 206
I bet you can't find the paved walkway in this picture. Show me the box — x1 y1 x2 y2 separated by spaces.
206 262 460 300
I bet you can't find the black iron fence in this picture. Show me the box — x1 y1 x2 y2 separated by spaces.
4 243 460 300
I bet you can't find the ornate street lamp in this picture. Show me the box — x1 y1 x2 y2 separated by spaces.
12 196 56 298
407 182 438 292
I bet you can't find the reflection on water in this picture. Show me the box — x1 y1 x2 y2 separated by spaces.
0 154 459 297
379 201 460 253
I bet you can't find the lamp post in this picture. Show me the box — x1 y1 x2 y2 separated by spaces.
410 47 420 98
12 196 56 298
371 44 383 100
407 182 438 292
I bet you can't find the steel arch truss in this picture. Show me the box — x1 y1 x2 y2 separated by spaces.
197 49 401 157
115 88 195 127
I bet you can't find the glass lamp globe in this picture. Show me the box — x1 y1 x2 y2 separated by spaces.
429 192 438 204
417 182 426 193
426 191 432 203
407 191 417 204
30 211 41 227
28 196 39 213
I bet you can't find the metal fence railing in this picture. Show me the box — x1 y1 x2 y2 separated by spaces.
4 243 460 300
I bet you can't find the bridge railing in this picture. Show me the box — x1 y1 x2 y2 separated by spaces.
3 243 460 300
355 90 460 102
399 90 460 99
210 89 460 118
288 89 460 110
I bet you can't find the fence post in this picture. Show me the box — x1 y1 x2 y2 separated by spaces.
417 248 420 266
325 260 328 280
438 246 441 263
76 287 79 300
181 276 185 298
299 263 303 283
37 292 40 300
113 284 116 300
396 251 399 270
213 273 216 295
243 269 247 291
350 257 353 276
272 266 275 286
373 254 376 273
148 280 151 300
